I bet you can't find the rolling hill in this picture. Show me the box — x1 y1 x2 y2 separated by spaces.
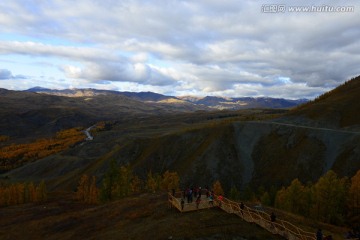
1 76 359 239
287 75 360 129
0 88 203 139
1 76 360 193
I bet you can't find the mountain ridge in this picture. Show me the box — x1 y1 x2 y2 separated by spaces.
25 87 308 110
2 76 360 196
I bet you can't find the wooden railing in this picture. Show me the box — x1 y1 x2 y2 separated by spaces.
168 192 216 212
168 192 316 240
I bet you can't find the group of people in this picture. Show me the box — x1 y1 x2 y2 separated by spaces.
173 189 358 240
178 186 218 210
346 228 360 239
317 228 360 240
316 229 334 240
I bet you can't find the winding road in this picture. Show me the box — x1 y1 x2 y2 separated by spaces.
256 121 360 134
84 125 95 140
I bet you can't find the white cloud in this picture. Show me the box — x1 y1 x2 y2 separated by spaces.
0 0 359 98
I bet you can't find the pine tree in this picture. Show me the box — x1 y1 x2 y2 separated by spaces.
261 191 271 206
117 165 132 198
100 159 119 202
241 185 256 201
146 171 157 193
229 186 241 200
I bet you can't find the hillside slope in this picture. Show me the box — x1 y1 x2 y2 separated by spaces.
2 76 360 195
0 192 284 240
5 119 359 193
288 75 360 128
0 89 203 139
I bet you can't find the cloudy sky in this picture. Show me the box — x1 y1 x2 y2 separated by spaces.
0 0 359 99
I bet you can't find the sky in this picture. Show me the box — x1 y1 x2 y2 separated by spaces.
0 0 359 99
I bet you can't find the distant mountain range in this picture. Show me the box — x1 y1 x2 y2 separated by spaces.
1 76 360 195
26 87 308 110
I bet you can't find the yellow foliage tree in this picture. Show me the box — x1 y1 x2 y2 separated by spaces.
161 171 180 191
311 170 348 223
76 174 99 204
0 127 84 171
76 174 90 202
88 176 99 204
36 180 47 203
212 180 224 196
0 181 47 206
348 170 360 217
130 175 143 194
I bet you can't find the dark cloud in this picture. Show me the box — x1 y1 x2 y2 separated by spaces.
0 69 12 80
0 69 26 80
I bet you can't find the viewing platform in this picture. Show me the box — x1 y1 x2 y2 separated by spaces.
168 193 216 212
168 192 317 240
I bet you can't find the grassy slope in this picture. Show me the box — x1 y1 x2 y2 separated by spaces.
289 75 360 128
0 192 283 240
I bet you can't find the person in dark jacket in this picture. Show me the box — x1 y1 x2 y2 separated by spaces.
240 202 245 216
270 212 276 222
181 198 185 211
316 229 323 240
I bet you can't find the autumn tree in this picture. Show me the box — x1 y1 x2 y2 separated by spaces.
0 135 9 142
76 174 90 202
77 174 99 204
36 180 47 202
348 170 360 219
115 165 132 198
88 176 99 204
212 180 224 196
27 182 37 202
161 171 180 191
275 179 311 216
100 161 145 201
0 181 47 206
130 175 143 194
311 170 348 224
0 127 84 172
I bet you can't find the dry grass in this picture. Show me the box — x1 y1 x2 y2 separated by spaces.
0 191 284 240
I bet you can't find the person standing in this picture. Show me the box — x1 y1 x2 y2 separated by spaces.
270 212 276 222
316 229 323 240
196 196 201 209
217 195 223 208
240 202 245 216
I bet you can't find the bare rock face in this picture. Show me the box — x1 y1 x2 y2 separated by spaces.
5 119 359 192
